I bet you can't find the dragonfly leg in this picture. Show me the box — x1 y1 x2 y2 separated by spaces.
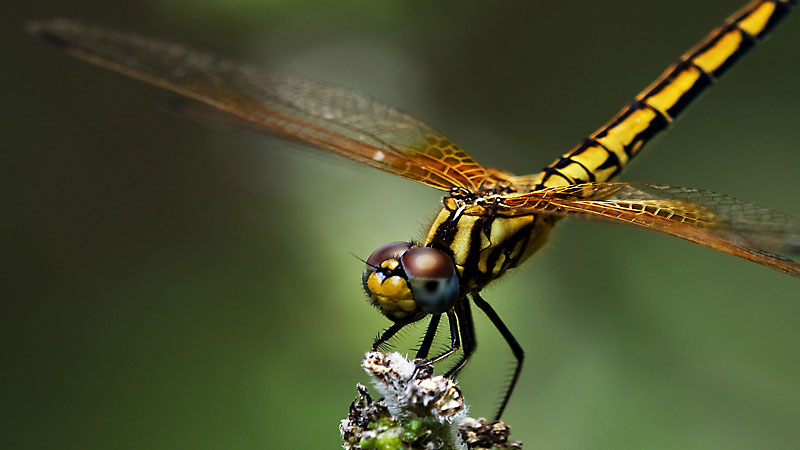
442 297 477 379
415 314 441 360
372 322 406 351
472 292 524 420
423 310 461 365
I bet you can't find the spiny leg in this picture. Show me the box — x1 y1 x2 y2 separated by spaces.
425 310 461 365
443 297 477 379
415 313 441 360
472 293 524 420
372 322 406 352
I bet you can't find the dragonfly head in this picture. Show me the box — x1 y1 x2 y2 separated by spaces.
362 241 460 323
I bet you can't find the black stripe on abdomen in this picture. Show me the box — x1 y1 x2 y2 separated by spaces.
537 0 795 188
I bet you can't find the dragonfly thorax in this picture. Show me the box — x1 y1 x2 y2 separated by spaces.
362 242 460 323
425 195 555 291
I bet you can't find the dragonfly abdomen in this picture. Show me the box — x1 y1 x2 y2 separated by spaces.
537 0 795 189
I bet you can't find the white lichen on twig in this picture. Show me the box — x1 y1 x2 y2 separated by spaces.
340 352 522 450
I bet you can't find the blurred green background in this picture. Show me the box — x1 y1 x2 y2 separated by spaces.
4 0 799 449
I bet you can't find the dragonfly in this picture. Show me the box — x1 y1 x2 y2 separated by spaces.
28 0 799 419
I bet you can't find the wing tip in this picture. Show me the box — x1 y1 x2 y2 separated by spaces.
25 18 76 49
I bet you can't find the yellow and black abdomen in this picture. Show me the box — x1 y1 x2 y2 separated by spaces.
424 0 794 293
537 0 795 188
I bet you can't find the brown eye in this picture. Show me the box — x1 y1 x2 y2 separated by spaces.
401 247 459 314
400 247 454 279
366 241 413 268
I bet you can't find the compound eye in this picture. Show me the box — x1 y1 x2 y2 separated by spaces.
362 241 421 324
401 247 459 314
366 241 413 269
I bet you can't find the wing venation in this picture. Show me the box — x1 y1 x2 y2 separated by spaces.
27 18 518 192
501 182 800 277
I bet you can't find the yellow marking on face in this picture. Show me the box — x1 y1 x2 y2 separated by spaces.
367 272 413 301
640 65 702 119
738 1 777 36
380 297 417 313
381 259 400 271
692 29 744 75
366 271 420 321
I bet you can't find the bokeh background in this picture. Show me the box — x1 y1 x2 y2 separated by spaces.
4 0 799 449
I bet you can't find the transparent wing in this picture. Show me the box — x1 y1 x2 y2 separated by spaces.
27 18 517 192
501 182 800 277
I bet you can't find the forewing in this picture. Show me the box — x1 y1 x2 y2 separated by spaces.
501 182 800 277
28 18 515 192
